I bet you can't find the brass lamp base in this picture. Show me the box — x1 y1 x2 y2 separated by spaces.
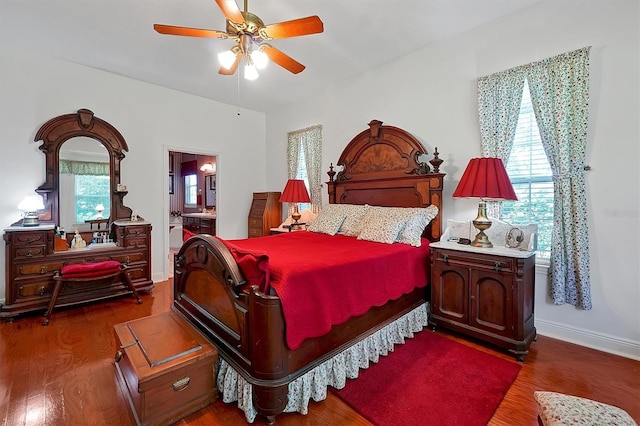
471 200 493 248
290 205 303 231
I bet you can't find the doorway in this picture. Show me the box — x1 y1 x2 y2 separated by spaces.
166 149 218 278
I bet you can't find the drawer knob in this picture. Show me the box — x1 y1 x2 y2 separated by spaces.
172 377 191 392
40 266 46 274
442 255 449 264
494 262 502 271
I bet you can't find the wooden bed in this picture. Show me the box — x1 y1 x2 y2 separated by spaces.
173 120 445 424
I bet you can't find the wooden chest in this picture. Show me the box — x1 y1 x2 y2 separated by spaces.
114 310 218 426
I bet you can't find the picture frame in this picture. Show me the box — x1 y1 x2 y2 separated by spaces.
205 174 216 208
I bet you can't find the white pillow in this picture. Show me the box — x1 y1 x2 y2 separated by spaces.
534 391 637 426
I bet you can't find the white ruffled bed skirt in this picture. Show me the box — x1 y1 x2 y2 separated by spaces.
216 302 430 423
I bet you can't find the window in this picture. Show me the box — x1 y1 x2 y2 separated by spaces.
295 147 311 212
500 80 553 259
184 175 197 206
74 175 111 222
287 125 322 212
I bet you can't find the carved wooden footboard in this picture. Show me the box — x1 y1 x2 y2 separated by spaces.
173 233 428 422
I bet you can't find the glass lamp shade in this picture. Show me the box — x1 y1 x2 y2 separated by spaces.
18 193 45 227
453 158 517 248
250 49 268 70
244 60 259 81
218 50 237 70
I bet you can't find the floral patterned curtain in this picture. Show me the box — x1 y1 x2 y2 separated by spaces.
59 160 109 176
527 47 592 309
477 67 527 217
287 125 323 213
477 46 592 310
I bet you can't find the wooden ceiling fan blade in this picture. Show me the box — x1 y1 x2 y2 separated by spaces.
215 0 245 24
219 52 243 75
262 45 305 74
154 24 230 39
262 16 324 39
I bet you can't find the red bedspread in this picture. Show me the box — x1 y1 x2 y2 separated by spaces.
220 231 430 350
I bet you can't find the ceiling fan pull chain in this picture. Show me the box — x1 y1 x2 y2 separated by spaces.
236 69 241 116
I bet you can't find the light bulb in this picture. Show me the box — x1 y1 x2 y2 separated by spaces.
217 50 236 70
251 49 268 70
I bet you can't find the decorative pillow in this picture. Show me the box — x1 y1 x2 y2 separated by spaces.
357 207 409 244
534 391 637 426
306 209 347 236
398 205 439 247
316 203 370 236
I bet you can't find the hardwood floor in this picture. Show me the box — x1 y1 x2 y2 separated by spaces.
1 279 638 425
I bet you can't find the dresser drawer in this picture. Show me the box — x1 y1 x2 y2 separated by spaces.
435 250 514 273
11 231 48 246
122 237 147 249
15 280 54 301
248 227 263 238
125 225 148 237
110 251 146 265
14 245 47 260
17 262 62 278
248 218 264 228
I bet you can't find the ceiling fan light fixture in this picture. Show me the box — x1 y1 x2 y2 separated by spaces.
244 57 259 80
250 48 268 70
218 50 237 70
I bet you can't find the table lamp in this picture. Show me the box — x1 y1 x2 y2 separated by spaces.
452 157 517 248
18 193 45 227
279 179 311 230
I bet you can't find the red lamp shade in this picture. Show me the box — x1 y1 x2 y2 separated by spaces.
279 179 311 203
452 158 517 201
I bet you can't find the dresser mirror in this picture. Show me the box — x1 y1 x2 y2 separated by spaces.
58 137 111 231
26 108 133 227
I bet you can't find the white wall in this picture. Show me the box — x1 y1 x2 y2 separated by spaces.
265 0 640 359
0 47 267 290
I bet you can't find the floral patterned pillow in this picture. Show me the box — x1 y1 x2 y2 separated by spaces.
534 391 637 426
306 209 347 236
357 207 410 244
398 205 439 247
321 204 370 236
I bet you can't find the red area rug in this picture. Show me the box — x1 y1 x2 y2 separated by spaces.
332 331 521 425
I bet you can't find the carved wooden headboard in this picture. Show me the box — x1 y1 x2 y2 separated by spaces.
327 120 445 242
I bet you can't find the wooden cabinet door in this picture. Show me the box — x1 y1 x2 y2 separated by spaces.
431 260 469 324
469 268 513 338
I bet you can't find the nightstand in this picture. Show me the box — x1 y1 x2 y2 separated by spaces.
429 241 536 361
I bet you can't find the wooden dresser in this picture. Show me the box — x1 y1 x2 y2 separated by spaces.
1 221 153 321
429 241 536 361
247 192 282 237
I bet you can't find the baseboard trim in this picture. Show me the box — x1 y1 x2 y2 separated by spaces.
536 318 640 361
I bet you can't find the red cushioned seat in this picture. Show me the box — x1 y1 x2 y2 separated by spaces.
61 260 122 278
43 260 142 325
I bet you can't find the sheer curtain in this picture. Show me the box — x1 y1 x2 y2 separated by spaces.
287 125 323 213
477 47 592 310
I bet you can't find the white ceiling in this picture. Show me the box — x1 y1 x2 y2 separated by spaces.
1 0 538 113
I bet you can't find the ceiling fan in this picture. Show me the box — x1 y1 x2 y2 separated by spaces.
154 0 324 80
